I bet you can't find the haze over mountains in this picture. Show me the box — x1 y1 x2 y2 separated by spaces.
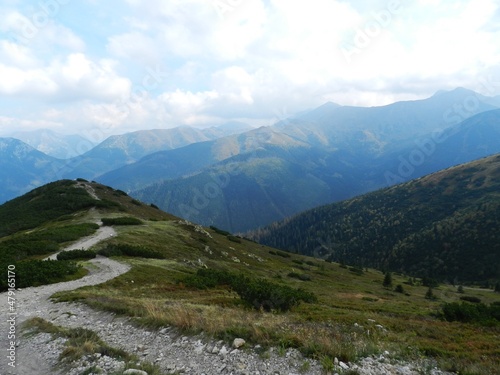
1 88 500 232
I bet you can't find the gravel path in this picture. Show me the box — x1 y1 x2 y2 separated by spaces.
45 226 115 260
0 225 128 375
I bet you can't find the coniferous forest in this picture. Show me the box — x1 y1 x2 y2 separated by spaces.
251 154 500 284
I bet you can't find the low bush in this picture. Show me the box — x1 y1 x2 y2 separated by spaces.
57 249 97 261
349 267 364 276
442 302 500 325
0 260 80 290
209 226 231 236
0 223 99 260
101 217 143 226
98 244 165 259
394 284 405 294
227 235 242 243
288 272 312 281
183 268 317 312
459 296 481 303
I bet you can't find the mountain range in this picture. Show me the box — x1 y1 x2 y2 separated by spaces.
0 138 60 204
130 88 500 232
1 88 500 233
9 129 95 159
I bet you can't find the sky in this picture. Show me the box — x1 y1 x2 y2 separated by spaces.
1 0 500 142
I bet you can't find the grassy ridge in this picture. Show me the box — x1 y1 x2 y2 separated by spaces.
0 180 97 236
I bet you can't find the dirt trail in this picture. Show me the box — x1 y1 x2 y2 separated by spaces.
0 225 129 375
45 225 116 260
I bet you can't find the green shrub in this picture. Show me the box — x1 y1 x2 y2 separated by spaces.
0 223 99 261
460 296 481 303
288 272 312 281
98 244 165 259
210 226 231 236
183 268 317 312
101 217 143 226
394 284 405 293
349 267 364 276
425 287 437 300
227 235 242 243
383 272 393 288
0 260 80 290
57 249 96 261
442 302 500 325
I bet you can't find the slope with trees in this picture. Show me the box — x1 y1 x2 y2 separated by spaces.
250 154 500 283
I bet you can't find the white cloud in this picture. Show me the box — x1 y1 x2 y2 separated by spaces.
54 54 131 101
1 0 500 134
0 52 130 101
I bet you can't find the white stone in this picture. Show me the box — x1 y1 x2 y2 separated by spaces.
233 338 246 348
339 361 349 370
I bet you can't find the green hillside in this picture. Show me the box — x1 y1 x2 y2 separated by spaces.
251 154 500 284
1 179 499 373
0 179 173 289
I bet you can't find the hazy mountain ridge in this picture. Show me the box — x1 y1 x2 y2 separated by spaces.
130 103 500 232
61 124 253 180
9 129 95 159
277 87 498 149
0 124 253 203
97 126 311 192
0 138 60 204
250 153 500 283
1 88 499 226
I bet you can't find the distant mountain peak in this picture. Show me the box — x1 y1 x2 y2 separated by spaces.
317 101 342 110
432 87 480 98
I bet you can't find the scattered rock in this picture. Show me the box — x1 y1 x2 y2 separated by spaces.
339 361 349 370
233 338 246 348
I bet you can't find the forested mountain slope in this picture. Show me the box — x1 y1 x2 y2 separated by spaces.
251 154 500 283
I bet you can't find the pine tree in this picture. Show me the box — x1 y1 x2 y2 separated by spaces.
383 272 393 288
425 287 435 300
